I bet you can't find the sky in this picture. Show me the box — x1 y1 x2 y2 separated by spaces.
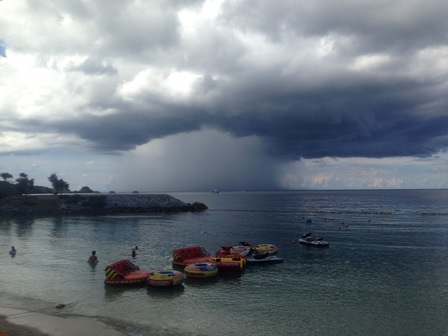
1 0 448 192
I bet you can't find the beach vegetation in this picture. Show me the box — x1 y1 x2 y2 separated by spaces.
1 172 13 182
15 173 35 195
48 173 70 194
0 171 93 199
78 186 94 193
0 181 16 199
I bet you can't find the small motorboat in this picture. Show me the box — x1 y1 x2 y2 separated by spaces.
215 245 251 257
298 233 330 247
246 253 283 263
233 241 283 263
238 241 278 256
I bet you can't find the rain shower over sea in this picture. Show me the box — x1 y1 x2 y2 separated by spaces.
1 190 448 336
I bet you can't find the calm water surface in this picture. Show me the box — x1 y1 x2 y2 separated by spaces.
1 190 448 336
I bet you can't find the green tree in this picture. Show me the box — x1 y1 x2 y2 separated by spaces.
16 173 35 195
1 172 13 182
48 173 70 194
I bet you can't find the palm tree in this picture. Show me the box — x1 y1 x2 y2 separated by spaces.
48 173 70 194
0 172 13 182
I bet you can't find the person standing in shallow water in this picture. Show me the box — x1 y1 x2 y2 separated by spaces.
88 251 98 264
9 246 16 257
131 248 137 258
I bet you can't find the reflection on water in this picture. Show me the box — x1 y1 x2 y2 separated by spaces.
183 276 219 287
3 217 36 237
103 284 147 303
146 284 185 299
50 217 66 238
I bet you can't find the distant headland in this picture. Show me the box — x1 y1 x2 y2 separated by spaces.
0 193 208 216
0 172 207 216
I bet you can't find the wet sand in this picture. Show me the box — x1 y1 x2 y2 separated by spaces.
0 315 50 336
0 307 125 336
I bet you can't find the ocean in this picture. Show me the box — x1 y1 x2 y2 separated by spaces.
1 190 448 336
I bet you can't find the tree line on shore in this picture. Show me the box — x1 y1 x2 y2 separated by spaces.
0 172 94 199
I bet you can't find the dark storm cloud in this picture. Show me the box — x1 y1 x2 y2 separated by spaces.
5 0 448 162
32 62 448 160
220 1 448 53
39 66 448 160
209 73 448 159
73 109 205 152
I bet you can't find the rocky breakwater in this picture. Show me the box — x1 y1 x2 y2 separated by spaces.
0 193 207 215
101 194 207 213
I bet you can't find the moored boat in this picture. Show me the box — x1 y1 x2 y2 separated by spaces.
238 241 278 256
221 242 283 263
184 262 218 278
246 253 283 263
211 256 246 271
147 270 185 287
104 259 150 285
215 245 251 258
298 233 329 247
172 246 212 266
252 243 278 256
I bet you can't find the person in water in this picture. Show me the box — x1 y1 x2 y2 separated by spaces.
131 248 137 258
9 246 16 256
88 250 98 263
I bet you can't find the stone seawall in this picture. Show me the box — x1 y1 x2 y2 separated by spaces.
0 193 208 215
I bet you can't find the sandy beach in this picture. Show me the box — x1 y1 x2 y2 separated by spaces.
0 315 49 336
0 307 125 336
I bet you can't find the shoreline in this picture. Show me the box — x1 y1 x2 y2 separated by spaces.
0 307 126 336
